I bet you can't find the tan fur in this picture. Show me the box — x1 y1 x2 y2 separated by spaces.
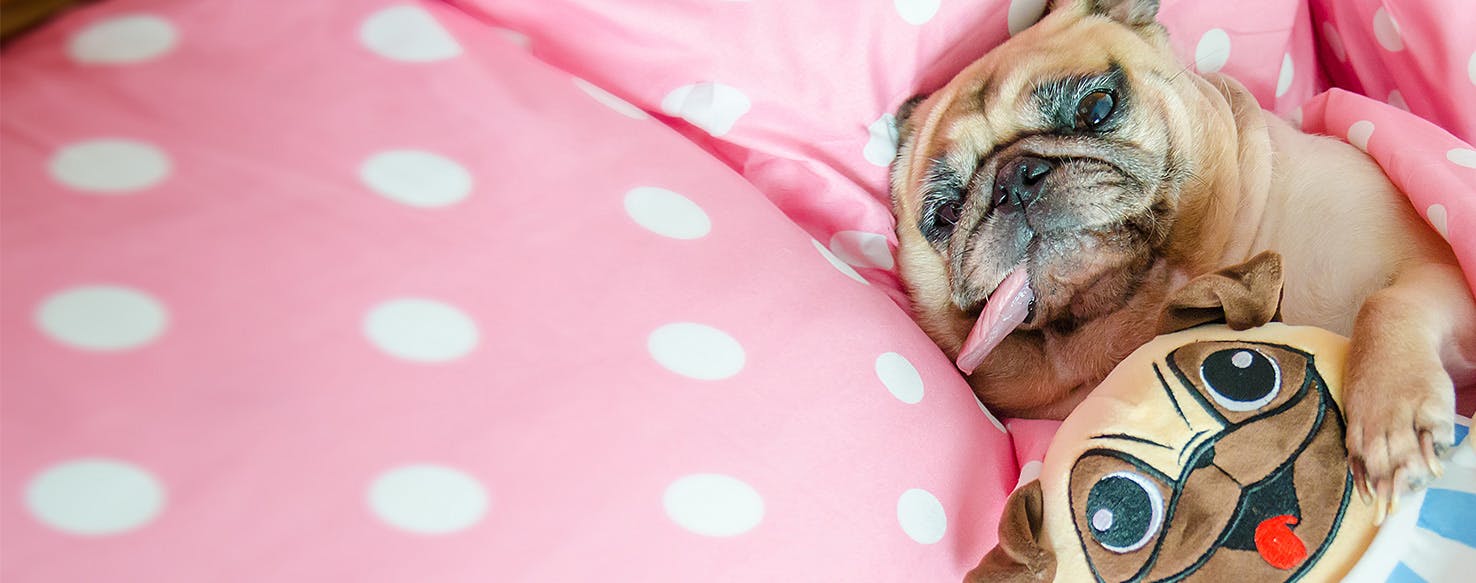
890 0 1476 519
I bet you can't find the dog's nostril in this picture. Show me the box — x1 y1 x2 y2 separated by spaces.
1018 157 1052 186
995 156 1054 212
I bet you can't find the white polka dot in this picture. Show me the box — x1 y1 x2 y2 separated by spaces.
364 298 479 363
1287 106 1303 129
26 459 164 535
68 15 177 64
863 113 900 167
1427 204 1448 240
647 323 745 380
895 0 941 25
1194 28 1231 73
660 82 751 137
829 231 895 270
1016 460 1043 489
1322 22 1347 63
1373 8 1404 52
1387 90 1409 111
977 397 1009 433
897 488 947 544
623 187 711 240
1448 148 1476 169
50 139 171 193
1008 0 1048 36
876 352 924 404
1092 508 1115 531
663 473 764 537
37 285 168 351
359 150 472 208
1468 51 1475 86
1275 54 1294 98
812 239 867 284
359 5 462 62
573 78 649 120
368 464 488 534
1347 120 1374 152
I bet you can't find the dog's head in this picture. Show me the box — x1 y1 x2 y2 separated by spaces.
890 0 1248 377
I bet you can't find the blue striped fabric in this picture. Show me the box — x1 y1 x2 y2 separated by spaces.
1416 489 1476 547
1376 418 1474 583
1387 563 1428 583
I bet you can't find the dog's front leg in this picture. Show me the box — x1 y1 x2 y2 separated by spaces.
1345 262 1476 523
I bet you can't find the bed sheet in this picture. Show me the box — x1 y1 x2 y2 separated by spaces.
2 0 1474 581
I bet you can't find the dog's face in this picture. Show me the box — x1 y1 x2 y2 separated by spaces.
890 0 1239 366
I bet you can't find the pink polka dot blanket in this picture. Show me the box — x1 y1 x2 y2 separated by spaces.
0 0 1471 581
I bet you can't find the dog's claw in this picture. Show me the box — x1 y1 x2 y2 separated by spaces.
1351 461 1373 505
1420 431 1444 479
1372 478 1390 525
1389 467 1404 518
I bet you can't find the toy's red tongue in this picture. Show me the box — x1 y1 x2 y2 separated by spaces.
956 267 1034 375
1254 515 1307 570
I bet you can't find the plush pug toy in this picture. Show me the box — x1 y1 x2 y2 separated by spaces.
969 252 1382 582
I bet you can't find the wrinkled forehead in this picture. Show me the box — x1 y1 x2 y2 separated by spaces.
906 13 1171 181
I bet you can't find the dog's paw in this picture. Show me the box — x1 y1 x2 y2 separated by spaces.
1344 356 1455 525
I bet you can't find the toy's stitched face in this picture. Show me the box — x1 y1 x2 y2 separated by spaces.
1068 341 1352 582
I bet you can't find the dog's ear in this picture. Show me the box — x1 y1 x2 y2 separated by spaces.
1050 0 1159 27
1158 250 1285 335
966 480 1056 583
893 93 930 151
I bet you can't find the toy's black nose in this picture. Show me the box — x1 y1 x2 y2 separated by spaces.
994 156 1054 212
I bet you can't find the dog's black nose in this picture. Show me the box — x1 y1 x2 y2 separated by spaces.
994 156 1054 212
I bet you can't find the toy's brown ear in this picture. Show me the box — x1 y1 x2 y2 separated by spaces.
965 480 1056 583
1158 250 1284 335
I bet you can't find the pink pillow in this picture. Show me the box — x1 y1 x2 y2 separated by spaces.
0 0 1013 580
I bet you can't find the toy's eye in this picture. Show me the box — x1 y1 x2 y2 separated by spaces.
1199 348 1281 412
1086 471 1164 553
1076 90 1116 129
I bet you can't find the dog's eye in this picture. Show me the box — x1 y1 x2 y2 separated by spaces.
1199 348 1281 412
936 201 961 226
922 200 962 241
1086 471 1165 553
1076 90 1116 129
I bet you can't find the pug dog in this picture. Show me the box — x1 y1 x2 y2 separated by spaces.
888 0 1476 521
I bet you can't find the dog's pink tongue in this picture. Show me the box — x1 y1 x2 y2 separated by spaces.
956 268 1033 375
